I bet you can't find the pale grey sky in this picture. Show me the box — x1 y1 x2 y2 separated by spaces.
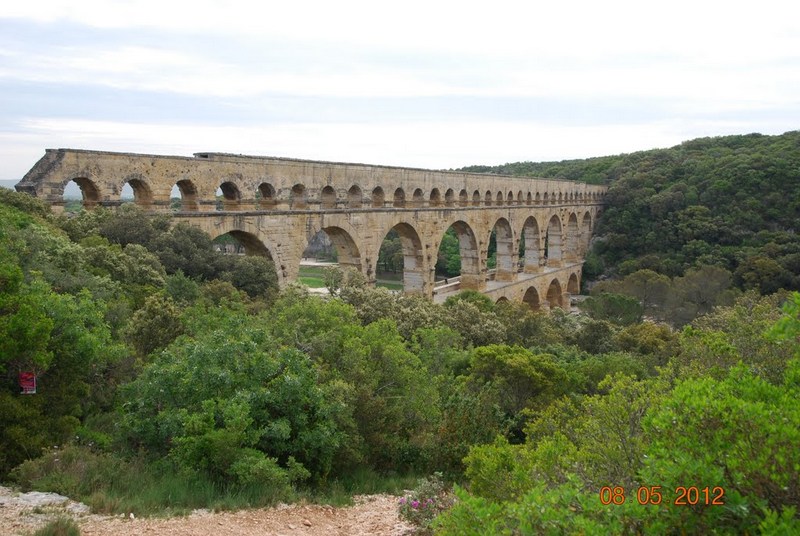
2 0 800 181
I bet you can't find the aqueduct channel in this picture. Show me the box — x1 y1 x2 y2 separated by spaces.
17 149 607 309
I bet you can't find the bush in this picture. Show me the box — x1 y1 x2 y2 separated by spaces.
398 472 455 534
34 517 81 536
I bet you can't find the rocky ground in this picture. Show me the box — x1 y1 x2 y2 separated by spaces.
0 486 415 536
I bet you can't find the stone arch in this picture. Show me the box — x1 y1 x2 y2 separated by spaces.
217 181 242 211
63 176 101 210
443 220 481 290
557 192 563 204
458 189 469 206
523 286 540 310
444 188 456 206
290 184 307 209
547 278 565 309
495 191 504 205
372 186 385 208
546 214 562 266
320 225 362 273
472 190 481 206
526 192 533 205
222 229 273 258
257 182 277 209
543 192 549 205
520 216 541 273
491 217 515 281
535 192 541 204
430 188 442 207
516 190 524 205
377 221 426 294
484 190 492 205
565 212 579 260
320 185 337 209
393 187 406 208
174 179 199 211
348 185 363 208
121 177 153 209
496 296 510 305
506 191 514 205
580 212 593 254
568 272 580 295
206 227 283 287
550 192 557 205
412 188 425 207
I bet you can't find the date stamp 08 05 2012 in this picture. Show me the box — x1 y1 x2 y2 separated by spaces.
599 486 725 506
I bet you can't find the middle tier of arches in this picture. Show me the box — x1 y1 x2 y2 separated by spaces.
186 205 598 297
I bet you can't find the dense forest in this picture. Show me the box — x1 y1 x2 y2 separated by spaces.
462 131 800 293
1 131 799 534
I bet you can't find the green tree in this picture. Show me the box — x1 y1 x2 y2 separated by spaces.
123 294 184 358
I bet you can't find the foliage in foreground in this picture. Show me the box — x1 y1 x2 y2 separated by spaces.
33 517 81 536
434 296 800 534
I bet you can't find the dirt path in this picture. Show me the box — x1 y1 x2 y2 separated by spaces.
0 487 415 536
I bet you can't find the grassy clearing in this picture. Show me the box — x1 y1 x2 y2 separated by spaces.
298 265 334 288
299 266 404 291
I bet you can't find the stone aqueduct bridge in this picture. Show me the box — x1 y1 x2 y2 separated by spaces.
17 149 607 309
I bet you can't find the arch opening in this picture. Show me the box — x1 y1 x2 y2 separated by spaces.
412 188 425 208
568 273 580 295
290 184 308 209
458 189 469 207
299 227 362 289
581 212 593 255
372 186 385 208
519 216 541 273
172 179 199 211
216 181 241 211
393 188 406 208
547 279 565 309
435 220 481 290
320 185 337 209
62 177 100 212
489 217 515 281
546 215 563 266
377 222 425 294
565 213 580 260
472 190 481 206
120 178 152 209
523 286 540 310
444 188 456 206
257 182 277 209
348 185 363 208
430 188 442 207
210 230 280 297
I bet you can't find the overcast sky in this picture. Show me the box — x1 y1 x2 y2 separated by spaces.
2 0 800 182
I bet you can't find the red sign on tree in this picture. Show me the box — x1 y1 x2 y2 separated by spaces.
19 372 36 394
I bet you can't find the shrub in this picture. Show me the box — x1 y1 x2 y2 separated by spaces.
33 517 81 536
398 472 455 534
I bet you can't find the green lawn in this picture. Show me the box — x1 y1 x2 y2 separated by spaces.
297 266 404 291
298 265 331 288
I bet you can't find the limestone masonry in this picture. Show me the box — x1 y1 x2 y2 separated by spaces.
17 149 608 307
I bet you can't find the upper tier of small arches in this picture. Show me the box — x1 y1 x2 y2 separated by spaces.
17 149 608 212
75 176 608 212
